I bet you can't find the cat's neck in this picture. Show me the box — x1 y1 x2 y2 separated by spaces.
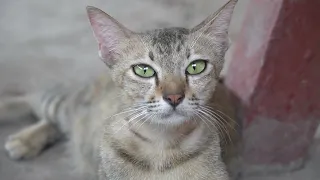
127 118 211 147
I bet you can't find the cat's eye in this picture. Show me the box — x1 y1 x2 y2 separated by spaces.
186 60 207 75
133 64 155 78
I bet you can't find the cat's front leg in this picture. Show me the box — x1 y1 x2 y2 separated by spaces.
5 120 60 160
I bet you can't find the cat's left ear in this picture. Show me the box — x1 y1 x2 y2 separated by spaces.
86 6 133 67
190 0 237 53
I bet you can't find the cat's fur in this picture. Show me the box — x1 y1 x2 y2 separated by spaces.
2 0 237 179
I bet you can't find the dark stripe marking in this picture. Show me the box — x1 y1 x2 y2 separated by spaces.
113 147 151 171
43 93 57 122
158 149 203 172
149 51 154 61
130 129 152 143
52 94 68 123
186 48 191 59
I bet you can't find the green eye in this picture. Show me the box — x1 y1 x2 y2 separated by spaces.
186 60 207 75
133 64 155 78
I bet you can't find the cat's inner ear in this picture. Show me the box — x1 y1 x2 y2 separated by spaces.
86 6 133 67
190 0 237 52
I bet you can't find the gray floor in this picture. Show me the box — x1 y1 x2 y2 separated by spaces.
0 116 81 180
1 117 320 180
0 0 319 179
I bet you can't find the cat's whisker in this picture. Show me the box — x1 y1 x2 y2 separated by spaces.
196 110 227 144
113 109 147 134
103 106 145 135
126 110 147 124
193 111 215 135
194 112 221 142
202 104 239 126
202 105 237 126
104 104 147 121
136 113 155 131
127 112 149 129
201 105 237 131
198 108 231 145
199 107 226 126
198 106 234 145
199 107 228 129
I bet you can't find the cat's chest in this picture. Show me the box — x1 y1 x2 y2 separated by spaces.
99 112 225 179
105 124 214 170
100 145 222 180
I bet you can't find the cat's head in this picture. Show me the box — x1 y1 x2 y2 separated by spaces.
87 0 236 126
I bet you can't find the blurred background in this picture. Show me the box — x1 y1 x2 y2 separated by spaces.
0 0 248 95
0 0 319 180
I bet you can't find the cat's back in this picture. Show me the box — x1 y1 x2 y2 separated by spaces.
24 72 119 136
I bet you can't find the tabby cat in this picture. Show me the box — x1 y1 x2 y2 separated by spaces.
2 0 237 179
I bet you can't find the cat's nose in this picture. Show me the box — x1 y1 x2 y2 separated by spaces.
163 94 185 108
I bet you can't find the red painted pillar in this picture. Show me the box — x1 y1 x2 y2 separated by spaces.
225 0 320 175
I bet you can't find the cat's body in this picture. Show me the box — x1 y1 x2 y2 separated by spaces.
2 1 237 179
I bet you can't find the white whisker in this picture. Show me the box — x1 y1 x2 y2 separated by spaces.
104 104 147 121
201 105 237 130
204 105 237 125
112 105 148 134
196 110 227 144
193 111 215 135
198 106 234 144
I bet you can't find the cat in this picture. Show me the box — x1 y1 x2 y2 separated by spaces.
2 0 238 179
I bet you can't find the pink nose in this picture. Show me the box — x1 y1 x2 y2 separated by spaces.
163 94 185 107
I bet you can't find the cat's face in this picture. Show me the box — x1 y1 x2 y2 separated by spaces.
109 28 225 125
87 0 236 126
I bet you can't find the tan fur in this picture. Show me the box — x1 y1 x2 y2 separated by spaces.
5 120 59 159
161 76 186 95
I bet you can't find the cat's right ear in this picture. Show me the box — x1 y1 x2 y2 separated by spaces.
86 6 133 67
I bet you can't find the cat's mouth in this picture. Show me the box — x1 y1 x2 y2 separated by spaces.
160 109 186 118
161 112 175 118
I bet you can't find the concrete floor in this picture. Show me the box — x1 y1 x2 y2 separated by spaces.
0 117 82 180
0 0 319 179
1 117 320 180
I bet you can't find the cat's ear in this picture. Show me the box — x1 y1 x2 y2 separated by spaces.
86 6 133 67
190 0 237 52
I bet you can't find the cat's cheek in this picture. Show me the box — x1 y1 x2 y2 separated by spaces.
143 88 159 102
188 78 217 105
188 78 210 93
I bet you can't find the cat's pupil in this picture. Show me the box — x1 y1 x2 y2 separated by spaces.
192 64 196 71
143 67 148 74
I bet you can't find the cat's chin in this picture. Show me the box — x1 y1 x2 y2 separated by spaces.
151 112 190 126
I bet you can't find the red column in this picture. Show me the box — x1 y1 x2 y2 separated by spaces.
225 0 320 175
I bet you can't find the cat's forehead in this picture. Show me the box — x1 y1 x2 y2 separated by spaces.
144 27 190 56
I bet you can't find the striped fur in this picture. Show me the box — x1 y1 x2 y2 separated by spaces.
3 1 238 179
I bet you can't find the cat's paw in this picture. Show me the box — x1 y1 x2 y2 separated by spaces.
4 136 39 160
